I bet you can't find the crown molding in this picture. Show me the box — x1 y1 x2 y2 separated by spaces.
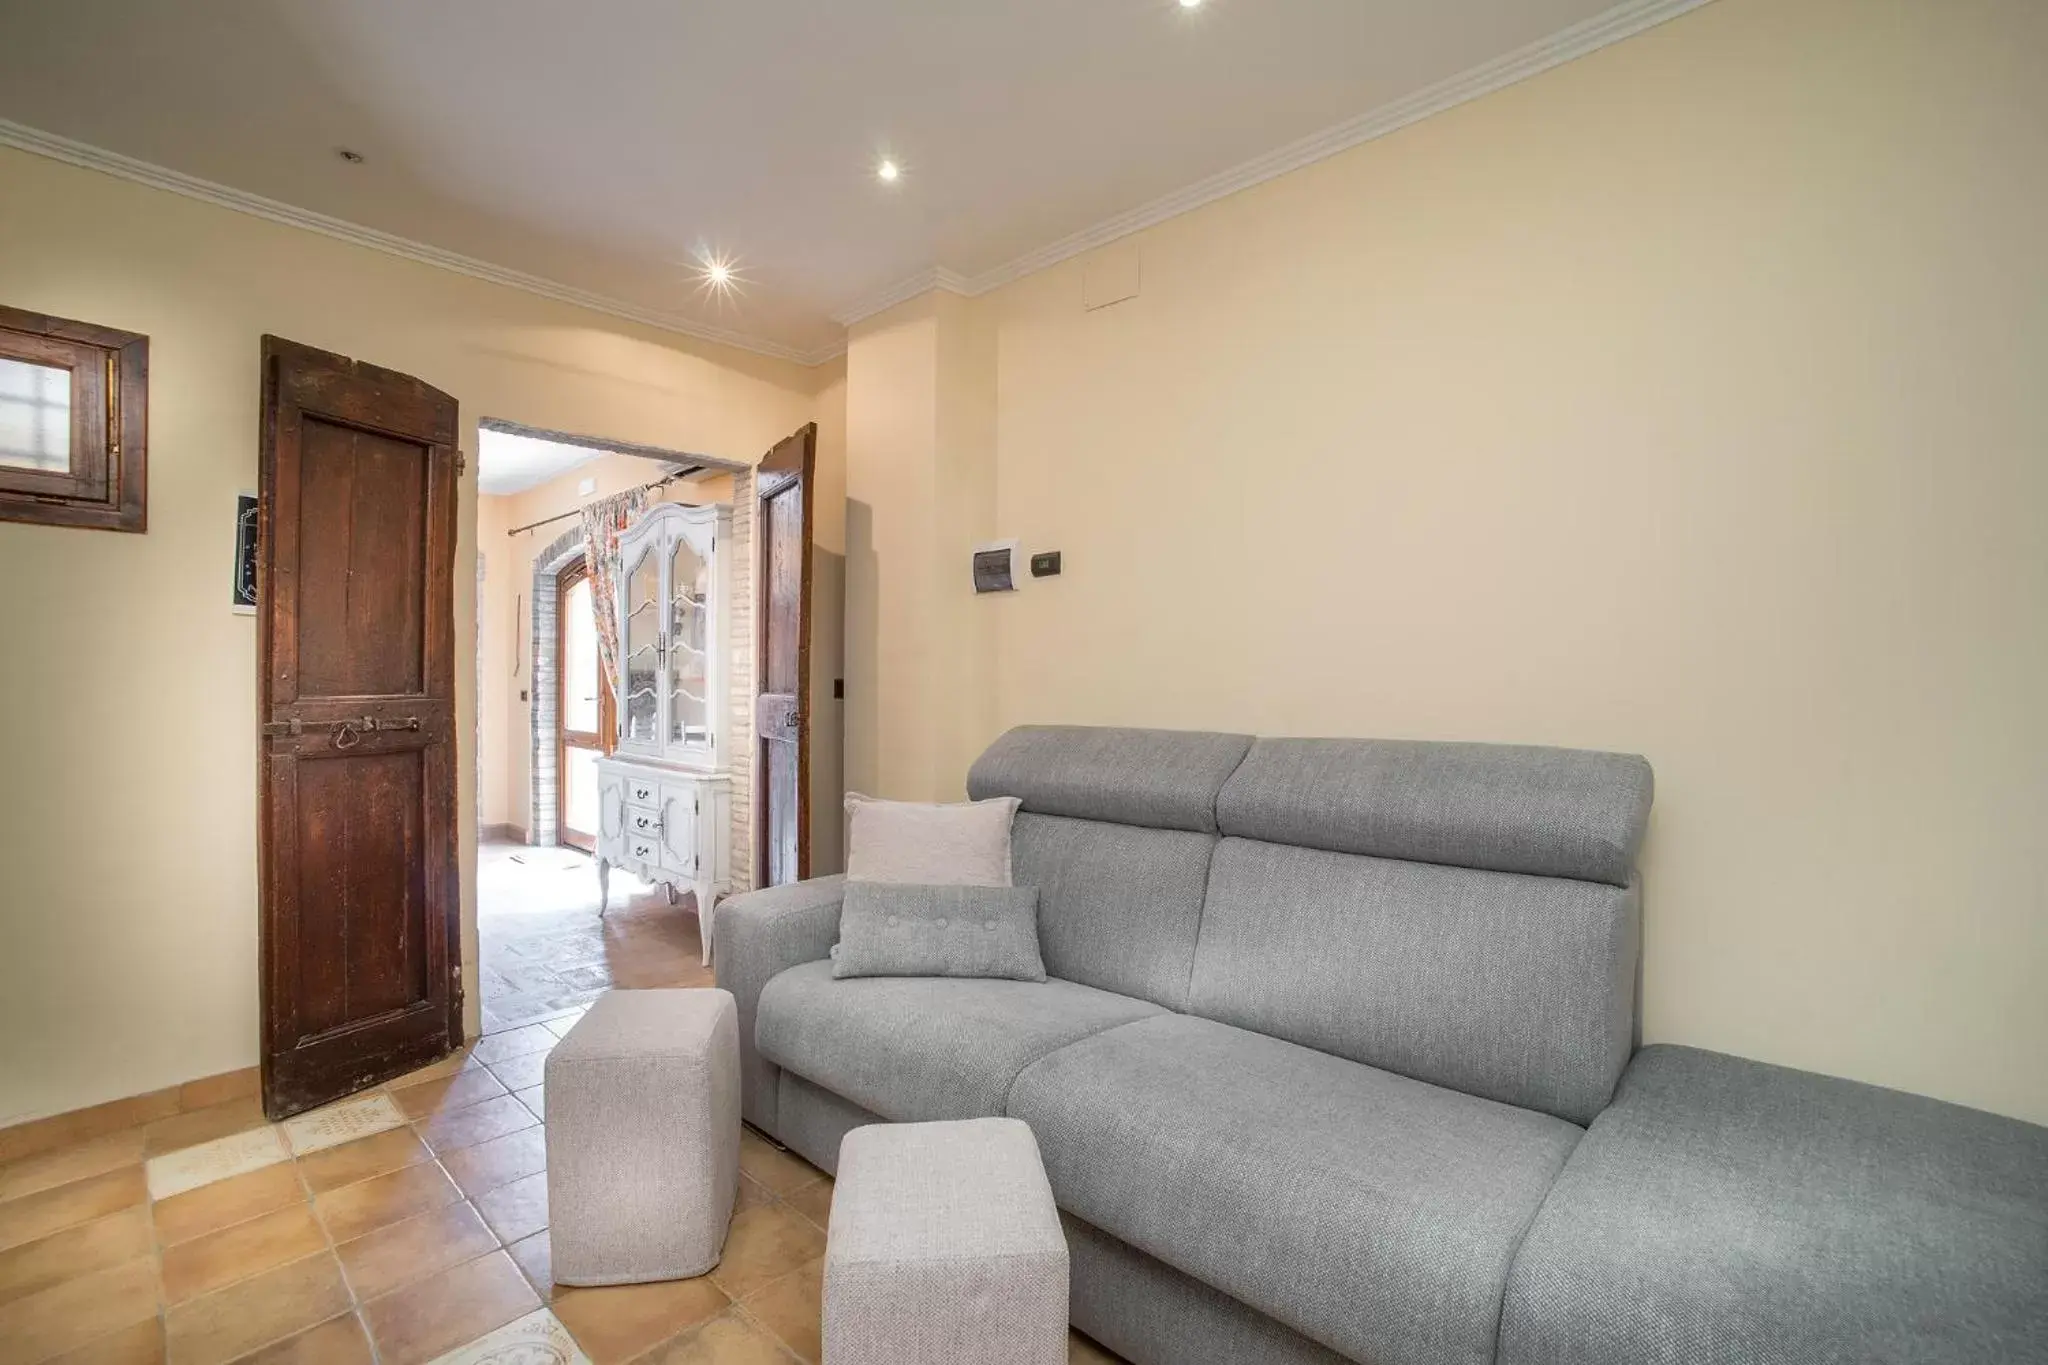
4 0 1707 364
834 0 1712 326
0 117 846 367
828 266 971 328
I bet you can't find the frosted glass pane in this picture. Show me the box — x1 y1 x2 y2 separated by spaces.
623 547 660 743
668 534 709 746
563 577 600 733
0 357 70 472
564 746 600 839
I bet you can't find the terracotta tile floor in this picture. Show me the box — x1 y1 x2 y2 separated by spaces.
477 841 707 1032
0 847 1125 1365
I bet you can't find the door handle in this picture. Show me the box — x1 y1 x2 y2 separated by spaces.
332 715 422 750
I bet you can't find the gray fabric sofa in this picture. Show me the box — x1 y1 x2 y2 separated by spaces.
717 726 2048 1365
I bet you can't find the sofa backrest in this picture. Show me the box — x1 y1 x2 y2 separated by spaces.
967 726 1251 1009
1189 738 1653 1124
971 725 1654 1126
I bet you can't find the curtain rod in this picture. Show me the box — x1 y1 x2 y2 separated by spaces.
504 465 705 537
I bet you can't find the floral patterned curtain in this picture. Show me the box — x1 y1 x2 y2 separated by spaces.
579 487 649 744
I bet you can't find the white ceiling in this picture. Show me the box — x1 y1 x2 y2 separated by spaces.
476 429 605 496
0 0 1692 363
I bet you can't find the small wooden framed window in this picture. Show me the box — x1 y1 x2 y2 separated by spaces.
0 305 149 533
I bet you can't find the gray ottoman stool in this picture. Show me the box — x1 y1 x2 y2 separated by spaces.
825 1118 1069 1365
545 988 739 1285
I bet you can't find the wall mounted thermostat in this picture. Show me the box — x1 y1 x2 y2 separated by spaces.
972 539 1020 593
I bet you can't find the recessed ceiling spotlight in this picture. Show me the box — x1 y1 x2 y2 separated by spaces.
694 251 745 303
336 148 365 164
877 159 901 184
1178 0 1203 8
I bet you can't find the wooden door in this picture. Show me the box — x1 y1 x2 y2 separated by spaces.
257 336 461 1119
556 556 612 853
755 424 816 886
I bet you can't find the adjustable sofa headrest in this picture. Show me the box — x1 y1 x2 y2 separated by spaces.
1215 737 1653 886
967 725 1253 834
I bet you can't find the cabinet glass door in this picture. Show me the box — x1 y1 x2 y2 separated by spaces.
667 528 711 750
621 542 661 746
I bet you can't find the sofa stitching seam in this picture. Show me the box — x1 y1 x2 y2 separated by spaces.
1182 737 1253 1009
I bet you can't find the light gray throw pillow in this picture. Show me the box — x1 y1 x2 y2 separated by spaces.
832 882 1047 982
843 791 1020 886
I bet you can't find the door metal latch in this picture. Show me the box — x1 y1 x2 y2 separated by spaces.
261 715 421 749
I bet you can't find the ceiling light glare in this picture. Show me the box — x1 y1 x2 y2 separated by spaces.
695 252 744 303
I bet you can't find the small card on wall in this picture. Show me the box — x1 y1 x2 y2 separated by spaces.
232 491 258 614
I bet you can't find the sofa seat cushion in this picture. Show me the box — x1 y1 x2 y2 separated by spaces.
1499 1045 2048 1365
755 960 1163 1124
1007 1014 1583 1365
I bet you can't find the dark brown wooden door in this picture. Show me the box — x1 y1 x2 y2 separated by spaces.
755 424 816 886
257 336 462 1119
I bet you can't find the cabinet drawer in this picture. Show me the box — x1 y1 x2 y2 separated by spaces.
624 804 663 839
622 774 660 806
626 832 661 865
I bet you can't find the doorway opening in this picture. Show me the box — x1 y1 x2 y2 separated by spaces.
474 420 748 1032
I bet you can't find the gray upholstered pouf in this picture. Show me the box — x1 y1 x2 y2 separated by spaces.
545 988 740 1285
825 1118 1068 1365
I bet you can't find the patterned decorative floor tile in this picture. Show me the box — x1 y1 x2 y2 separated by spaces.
145 1125 289 1200
282 1092 408 1156
424 1308 590 1365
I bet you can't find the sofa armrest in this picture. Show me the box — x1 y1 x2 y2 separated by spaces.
714 875 845 1133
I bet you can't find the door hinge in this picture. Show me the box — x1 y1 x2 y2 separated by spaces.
455 452 467 476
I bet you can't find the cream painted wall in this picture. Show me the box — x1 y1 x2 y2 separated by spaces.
929 295 1001 800
0 144 827 1125
476 492 515 832
972 0 2048 1122
844 297 943 802
842 295 999 804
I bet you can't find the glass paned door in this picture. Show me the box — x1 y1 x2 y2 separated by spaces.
621 541 661 748
557 560 611 851
667 528 711 749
